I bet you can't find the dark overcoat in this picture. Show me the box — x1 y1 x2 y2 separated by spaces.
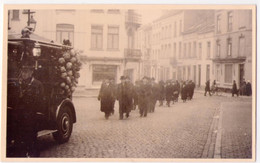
98 83 115 113
117 83 133 114
165 84 173 102
181 84 188 100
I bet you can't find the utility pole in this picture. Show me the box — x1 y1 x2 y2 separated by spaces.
22 9 35 26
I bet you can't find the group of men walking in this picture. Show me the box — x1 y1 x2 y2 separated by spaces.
98 76 196 120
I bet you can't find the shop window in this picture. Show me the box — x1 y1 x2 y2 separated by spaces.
92 65 117 85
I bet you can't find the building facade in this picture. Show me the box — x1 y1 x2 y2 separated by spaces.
8 9 142 89
213 10 252 89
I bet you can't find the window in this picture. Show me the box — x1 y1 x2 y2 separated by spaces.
184 43 186 58
91 9 104 13
227 38 232 56
179 20 182 35
92 65 117 85
238 36 246 57
216 64 220 82
169 25 172 38
56 24 74 46
174 22 177 37
225 64 232 83
173 43 176 59
227 11 233 31
179 42 182 59
216 41 221 57
168 44 171 58
107 26 119 50
193 41 197 57
217 15 221 33
107 9 120 14
188 42 191 58
12 10 19 20
199 43 202 59
207 41 211 58
91 25 103 49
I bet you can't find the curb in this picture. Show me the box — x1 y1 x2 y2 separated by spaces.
214 104 223 158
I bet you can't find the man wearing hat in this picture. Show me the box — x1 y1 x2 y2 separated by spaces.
117 76 132 120
15 62 44 157
138 76 152 117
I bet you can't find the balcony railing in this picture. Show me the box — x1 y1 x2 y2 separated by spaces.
124 49 142 60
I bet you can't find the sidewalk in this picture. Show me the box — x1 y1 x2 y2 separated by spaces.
216 101 252 158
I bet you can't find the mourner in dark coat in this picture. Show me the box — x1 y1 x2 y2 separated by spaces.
204 80 211 96
239 79 246 96
190 80 195 100
98 79 115 119
232 80 239 97
133 80 141 110
246 80 252 96
117 76 133 120
175 80 180 102
181 82 188 102
138 77 152 117
16 65 44 157
150 78 159 112
110 78 117 114
165 80 173 107
158 80 165 106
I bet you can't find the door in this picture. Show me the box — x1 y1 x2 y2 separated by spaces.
206 64 210 81
239 64 245 87
193 65 196 85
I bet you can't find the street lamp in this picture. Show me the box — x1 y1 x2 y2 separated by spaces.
29 15 37 32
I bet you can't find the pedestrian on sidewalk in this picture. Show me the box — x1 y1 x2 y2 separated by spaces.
232 80 239 97
98 79 115 119
204 79 211 96
150 77 159 112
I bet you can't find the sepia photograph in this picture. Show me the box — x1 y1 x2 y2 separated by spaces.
0 3 256 162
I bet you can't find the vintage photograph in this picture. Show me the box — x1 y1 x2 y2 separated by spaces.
1 4 256 161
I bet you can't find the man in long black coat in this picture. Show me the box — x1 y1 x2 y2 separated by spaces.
158 80 165 106
181 81 188 102
133 80 140 110
165 80 173 107
117 76 133 120
190 80 195 100
204 80 211 96
150 78 159 112
98 79 115 119
15 65 44 157
138 77 152 117
246 80 252 96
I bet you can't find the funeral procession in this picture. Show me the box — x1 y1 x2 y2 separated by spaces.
2 8 254 159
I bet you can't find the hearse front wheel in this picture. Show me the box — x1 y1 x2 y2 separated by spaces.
53 106 73 143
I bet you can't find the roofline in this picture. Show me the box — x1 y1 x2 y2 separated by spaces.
8 38 72 49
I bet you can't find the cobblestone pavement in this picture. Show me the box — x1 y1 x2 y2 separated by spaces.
38 93 252 158
220 102 252 158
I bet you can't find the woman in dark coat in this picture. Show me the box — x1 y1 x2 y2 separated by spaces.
181 82 188 102
98 79 115 119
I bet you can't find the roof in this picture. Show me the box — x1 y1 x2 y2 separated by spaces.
153 10 183 22
182 20 215 35
8 30 71 49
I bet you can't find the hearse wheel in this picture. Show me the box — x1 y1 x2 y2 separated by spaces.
53 106 73 143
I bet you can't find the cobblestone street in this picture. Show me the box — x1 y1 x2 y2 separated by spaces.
38 92 252 159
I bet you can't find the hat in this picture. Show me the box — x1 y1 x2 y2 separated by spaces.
120 76 126 80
